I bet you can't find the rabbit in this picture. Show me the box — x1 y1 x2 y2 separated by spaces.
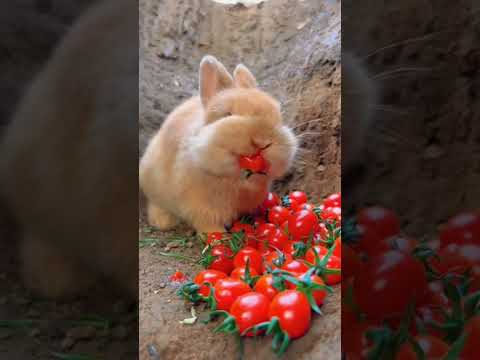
0 0 138 299
139 56 298 234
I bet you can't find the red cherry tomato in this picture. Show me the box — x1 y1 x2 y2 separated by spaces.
460 314 480 360
439 211 480 247
262 192 281 209
289 191 308 205
320 206 341 222
262 251 293 273
268 290 311 339
280 259 310 275
256 223 277 240
288 209 318 241
356 206 401 255
208 244 234 275
231 222 254 235
254 274 280 301
304 245 329 264
169 271 186 283
268 206 291 226
231 266 259 280
238 153 268 173
206 232 223 245
268 229 289 250
343 244 362 279
194 269 227 297
287 272 328 306
230 292 270 336
214 277 251 311
353 250 428 321
233 247 263 274
283 241 307 258
395 335 449 360
366 234 418 257
323 192 341 208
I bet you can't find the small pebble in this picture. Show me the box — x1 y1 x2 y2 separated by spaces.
186 241 194 248
158 282 166 289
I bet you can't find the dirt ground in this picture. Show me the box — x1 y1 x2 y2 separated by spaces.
138 214 341 360
139 0 341 359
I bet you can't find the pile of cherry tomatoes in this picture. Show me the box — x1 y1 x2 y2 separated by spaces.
179 191 342 355
343 207 480 360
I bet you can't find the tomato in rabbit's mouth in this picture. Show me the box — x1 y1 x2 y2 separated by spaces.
238 152 270 178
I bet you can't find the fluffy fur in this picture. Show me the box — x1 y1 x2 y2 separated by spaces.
0 0 138 299
139 56 298 233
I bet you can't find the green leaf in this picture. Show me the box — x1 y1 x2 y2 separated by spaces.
443 332 468 360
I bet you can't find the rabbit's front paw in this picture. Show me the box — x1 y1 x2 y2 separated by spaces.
148 204 178 230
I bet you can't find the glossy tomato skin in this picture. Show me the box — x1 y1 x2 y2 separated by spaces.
262 192 281 209
305 245 329 264
460 314 480 359
430 243 480 285
262 251 293 273
281 259 310 275
209 245 234 275
289 191 308 205
268 229 289 250
206 232 223 245
230 292 270 336
288 210 318 241
323 192 341 208
288 273 327 306
366 234 418 258
256 223 277 241
439 211 480 247
356 206 401 255
194 269 227 297
254 274 280 301
231 266 259 280
268 206 291 226
233 247 263 274
343 244 362 279
238 153 268 173
214 277 251 311
231 222 254 235
395 335 449 360
269 290 311 339
322 255 342 285
354 250 428 321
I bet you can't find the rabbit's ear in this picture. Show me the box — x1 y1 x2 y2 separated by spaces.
199 55 233 107
233 64 257 89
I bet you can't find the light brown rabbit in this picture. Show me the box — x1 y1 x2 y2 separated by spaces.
139 56 298 234
0 0 137 299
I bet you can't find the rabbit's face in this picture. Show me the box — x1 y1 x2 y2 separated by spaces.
203 88 297 179
191 56 297 180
